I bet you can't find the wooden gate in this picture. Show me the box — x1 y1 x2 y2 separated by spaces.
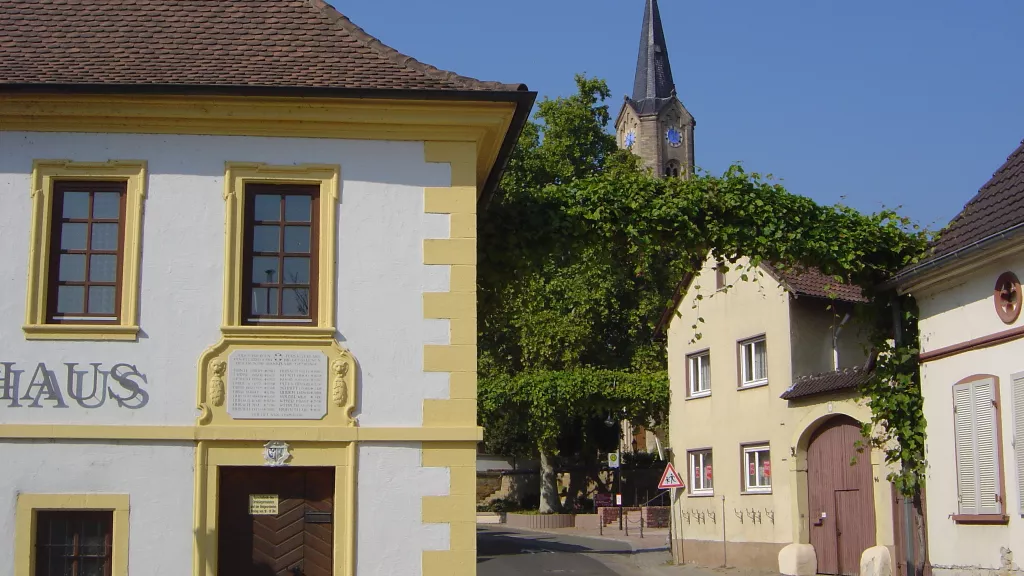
807 416 876 576
218 467 334 576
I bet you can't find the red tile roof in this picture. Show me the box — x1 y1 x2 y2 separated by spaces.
762 263 868 304
780 367 870 401
0 0 526 92
912 139 1024 268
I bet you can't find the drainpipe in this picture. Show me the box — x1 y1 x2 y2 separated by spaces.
832 312 851 370
891 294 916 576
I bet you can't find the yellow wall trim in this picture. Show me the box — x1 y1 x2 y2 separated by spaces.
16 493 130 576
422 442 478 576
23 159 147 341
0 424 483 442
1 93 516 196
193 441 356 576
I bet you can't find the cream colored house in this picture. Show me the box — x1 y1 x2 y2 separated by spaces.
892 139 1024 576
666 256 896 575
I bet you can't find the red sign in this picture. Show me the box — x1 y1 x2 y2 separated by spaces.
749 462 755 475
658 463 685 490
763 460 771 477
705 465 712 480
594 494 613 508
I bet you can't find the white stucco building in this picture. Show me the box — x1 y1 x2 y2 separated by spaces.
0 2 533 575
893 139 1024 576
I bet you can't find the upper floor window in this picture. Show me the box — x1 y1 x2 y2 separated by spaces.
35 510 113 576
743 445 772 493
665 160 681 178
688 449 713 495
740 336 768 387
23 160 147 341
47 182 126 324
1012 372 1024 517
715 265 726 291
953 375 1005 521
687 351 711 397
242 185 319 324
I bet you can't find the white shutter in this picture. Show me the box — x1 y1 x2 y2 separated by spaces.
953 382 978 515
1012 373 1024 516
971 378 1001 516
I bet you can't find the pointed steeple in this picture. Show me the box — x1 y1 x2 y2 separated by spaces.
632 0 675 102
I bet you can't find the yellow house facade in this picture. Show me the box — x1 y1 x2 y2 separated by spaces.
666 255 896 575
0 2 533 575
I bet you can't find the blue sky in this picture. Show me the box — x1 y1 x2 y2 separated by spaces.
338 1 1024 230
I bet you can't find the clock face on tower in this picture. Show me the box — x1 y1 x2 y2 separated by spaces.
624 130 636 149
665 126 683 148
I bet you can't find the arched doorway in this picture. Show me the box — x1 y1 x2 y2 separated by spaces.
807 415 876 575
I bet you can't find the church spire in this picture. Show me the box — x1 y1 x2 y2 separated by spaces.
632 0 676 102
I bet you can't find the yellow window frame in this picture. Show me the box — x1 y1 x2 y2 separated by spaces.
221 162 340 340
23 160 147 341
15 493 130 576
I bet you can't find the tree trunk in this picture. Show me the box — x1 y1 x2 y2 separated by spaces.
538 449 561 514
564 466 586 512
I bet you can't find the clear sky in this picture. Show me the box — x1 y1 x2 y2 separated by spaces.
337 1 1024 230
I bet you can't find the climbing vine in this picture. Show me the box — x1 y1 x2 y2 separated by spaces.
479 75 931 510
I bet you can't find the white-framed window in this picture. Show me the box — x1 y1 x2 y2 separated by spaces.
687 351 711 397
740 337 768 387
953 375 1003 519
743 445 772 493
1010 372 1024 517
688 449 713 495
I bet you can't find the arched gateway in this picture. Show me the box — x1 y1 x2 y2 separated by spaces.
806 415 877 575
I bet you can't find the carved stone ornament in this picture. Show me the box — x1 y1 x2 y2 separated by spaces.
331 357 350 407
263 441 292 467
209 360 227 407
994 271 1021 324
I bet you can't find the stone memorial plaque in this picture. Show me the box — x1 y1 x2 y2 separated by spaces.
228 350 327 420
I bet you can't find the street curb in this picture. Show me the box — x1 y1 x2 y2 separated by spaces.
485 524 670 554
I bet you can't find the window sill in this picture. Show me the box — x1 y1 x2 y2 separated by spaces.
23 324 139 341
688 492 714 498
741 489 772 495
221 325 337 343
686 392 712 400
739 380 769 390
952 514 1009 525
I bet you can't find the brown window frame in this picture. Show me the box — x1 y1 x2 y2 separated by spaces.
35 510 113 576
738 335 769 389
685 349 711 398
46 181 127 325
241 183 320 325
740 442 772 494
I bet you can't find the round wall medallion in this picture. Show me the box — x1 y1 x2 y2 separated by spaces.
994 271 1021 324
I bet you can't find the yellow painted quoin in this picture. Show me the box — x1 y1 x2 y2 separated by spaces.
23 159 147 341
420 142 482 575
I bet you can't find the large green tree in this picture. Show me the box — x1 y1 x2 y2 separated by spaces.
479 75 930 513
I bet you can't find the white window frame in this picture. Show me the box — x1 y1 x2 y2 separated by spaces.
743 445 772 493
740 336 768 388
687 351 711 398
952 375 1003 519
688 449 713 496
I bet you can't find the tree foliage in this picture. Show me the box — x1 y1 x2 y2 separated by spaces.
478 74 931 507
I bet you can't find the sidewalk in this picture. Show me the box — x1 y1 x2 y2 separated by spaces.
518 521 671 552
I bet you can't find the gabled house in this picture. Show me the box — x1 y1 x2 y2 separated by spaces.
891 139 1024 576
0 2 533 575
665 255 896 575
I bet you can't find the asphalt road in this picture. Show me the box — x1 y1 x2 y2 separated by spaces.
477 525 670 576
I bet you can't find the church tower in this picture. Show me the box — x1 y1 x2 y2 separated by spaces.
615 0 695 178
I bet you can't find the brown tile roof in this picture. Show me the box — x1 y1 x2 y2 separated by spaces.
780 367 870 401
899 139 1024 277
0 0 526 92
761 263 868 303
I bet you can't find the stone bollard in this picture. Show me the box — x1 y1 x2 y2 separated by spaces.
860 546 892 576
779 543 817 576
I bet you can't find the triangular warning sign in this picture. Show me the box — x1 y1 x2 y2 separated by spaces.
658 462 685 489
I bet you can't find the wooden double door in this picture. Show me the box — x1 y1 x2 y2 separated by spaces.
218 467 334 576
808 416 877 576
